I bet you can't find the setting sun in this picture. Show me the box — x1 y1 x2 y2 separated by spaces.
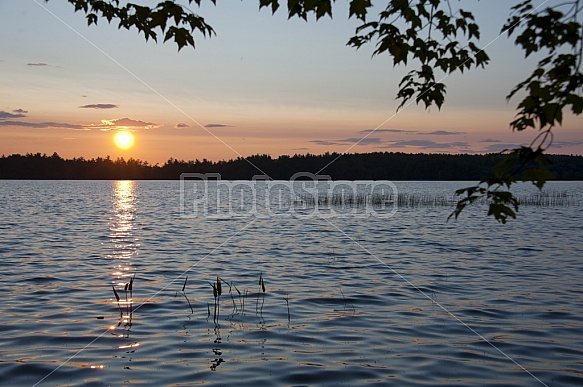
113 131 135 150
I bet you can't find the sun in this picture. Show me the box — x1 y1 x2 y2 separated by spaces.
113 131 135 150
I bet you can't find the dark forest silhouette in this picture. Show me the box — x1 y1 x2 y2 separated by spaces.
1 152 582 180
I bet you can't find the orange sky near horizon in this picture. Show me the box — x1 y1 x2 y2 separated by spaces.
1 1 581 164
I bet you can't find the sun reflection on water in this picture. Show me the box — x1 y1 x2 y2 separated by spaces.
110 180 138 261
108 181 140 359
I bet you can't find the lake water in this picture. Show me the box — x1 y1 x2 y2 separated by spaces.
1 180 582 386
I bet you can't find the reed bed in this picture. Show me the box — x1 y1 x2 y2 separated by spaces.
296 192 456 207
516 191 578 207
294 190 578 208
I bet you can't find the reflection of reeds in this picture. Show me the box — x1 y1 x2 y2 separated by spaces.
210 326 223 371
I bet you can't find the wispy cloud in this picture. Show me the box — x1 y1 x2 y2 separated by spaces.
27 62 49 67
0 120 86 130
338 137 382 145
549 141 583 148
13 109 28 114
310 140 340 146
0 113 158 131
205 123 230 128
96 117 158 131
359 128 418 134
310 137 383 146
0 111 27 120
175 123 190 128
79 104 118 109
422 130 466 135
480 138 502 143
389 140 469 149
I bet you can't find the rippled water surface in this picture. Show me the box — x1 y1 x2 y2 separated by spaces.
1 180 582 386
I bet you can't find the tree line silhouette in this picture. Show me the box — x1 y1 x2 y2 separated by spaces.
1 152 582 180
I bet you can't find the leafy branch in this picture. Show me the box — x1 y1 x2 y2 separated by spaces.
452 0 582 222
347 0 488 110
60 0 216 51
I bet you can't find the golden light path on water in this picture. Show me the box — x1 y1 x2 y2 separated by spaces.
107 181 140 364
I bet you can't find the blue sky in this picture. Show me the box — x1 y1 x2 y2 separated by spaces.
0 0 581 163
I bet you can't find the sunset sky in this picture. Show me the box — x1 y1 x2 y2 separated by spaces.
1 0 581 164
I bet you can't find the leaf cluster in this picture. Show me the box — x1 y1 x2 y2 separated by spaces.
503 0 583 132
259 1 489 111
450 146 554 223
450 0 582 222
347 0 488 110
61 0 216 50
258 0 372 21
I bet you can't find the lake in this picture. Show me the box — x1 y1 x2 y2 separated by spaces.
1 180 582 386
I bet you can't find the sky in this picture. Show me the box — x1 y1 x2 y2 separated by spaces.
0 0 581 164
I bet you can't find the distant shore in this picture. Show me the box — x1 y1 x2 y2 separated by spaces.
1 152 582 180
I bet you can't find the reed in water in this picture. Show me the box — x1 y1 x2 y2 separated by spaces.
295 190 577 208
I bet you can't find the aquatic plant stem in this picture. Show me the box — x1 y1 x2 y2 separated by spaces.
284 293 290 322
